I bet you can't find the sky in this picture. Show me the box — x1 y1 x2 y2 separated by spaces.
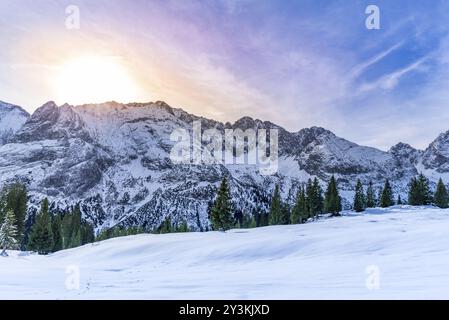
1 0 449 150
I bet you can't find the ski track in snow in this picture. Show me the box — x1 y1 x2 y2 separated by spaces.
1 206 449 299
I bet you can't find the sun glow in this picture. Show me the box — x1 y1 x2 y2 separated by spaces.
53 56 142 105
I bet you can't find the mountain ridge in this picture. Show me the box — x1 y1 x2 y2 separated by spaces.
1 100 448 231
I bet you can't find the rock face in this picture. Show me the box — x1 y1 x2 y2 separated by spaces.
0 100 448 231
0 101 30 144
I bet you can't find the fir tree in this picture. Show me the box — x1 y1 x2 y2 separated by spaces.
365 181 376 208
380 180 394 208
61 212 73 249
269 185 283 225
52 214 63 252
307 178 324 219
0 210 19 256
408 174 432 205
324 176 341 216
210 177 234 231
353 179 366 212
0 182 27 246
81 222 95 244
70 229 81 248
176 221 190 233
159 216 173 234
434 178 449 208
68 205 82 248
417 173 432 205
28 198 54 255
408 177 419 205
291 188 308 224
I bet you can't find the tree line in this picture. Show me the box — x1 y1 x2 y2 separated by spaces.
1 173 449 254
209 173 449 231
0 183 94 256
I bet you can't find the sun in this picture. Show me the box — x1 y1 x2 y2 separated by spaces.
53 55 142 105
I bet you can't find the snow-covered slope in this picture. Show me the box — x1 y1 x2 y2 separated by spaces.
0 99 448 231
2 206 449 299
0 101 29 144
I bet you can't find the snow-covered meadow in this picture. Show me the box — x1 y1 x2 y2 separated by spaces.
1 206 449 299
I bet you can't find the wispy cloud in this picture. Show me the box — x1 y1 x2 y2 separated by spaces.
350 41 404 79
357 56 429 93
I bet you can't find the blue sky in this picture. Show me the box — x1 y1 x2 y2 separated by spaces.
1 0 449 150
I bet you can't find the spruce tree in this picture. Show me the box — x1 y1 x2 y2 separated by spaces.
176 221 190 232
307 178 324 219
408 177 419 205
28 198 54 255
408 174 432 205
69 205 82 248
0 183 27 246
417 173 432 205
81 222 95 244
61 212 73 249
210 177 234 231
0 210 19 256
324 176 341 216
353 179 366 212
280 203 291 225
380 180 394 208
159 216 173 234
366 181 376 208
70 229 81 248
52 214 63 252
434 178 449 208
269 185 283 225
291 188 308 224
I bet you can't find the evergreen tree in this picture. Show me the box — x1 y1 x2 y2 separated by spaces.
81 222 95 244
434 178 449 208
61 212 73 249
68 205 82 248
365 181 376 208
324 176 342 216
70 229 81 248
269 185 283 225
291 188 308 224
408 177 419 205
28 198 54 254
159 216 173 234
52 214 63 252
0 210 19 256
307 178 324 219
380 180 394 208
417 173 432 205
280 203 291 225
0 182 27 246
176 221 190 233
210 177 234 231
353 179 366 212
408 174 433 205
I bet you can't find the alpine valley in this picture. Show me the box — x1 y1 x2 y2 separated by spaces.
1 100 449 232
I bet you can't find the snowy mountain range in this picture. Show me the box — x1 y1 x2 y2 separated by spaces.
0 101 29 144
1 100 449 231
